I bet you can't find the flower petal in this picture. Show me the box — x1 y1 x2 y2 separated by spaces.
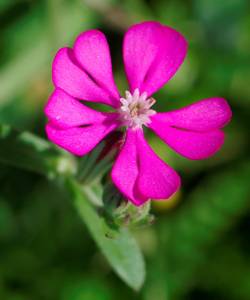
111 129 147 206
52 48 117 107
123 21 187 96
136 130 181 199
45 89 112 129
152 97 232 132
46 120 118 156
150 122 225 160
73 30 120 106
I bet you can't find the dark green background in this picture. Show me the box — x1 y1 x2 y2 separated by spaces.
0 0 250 299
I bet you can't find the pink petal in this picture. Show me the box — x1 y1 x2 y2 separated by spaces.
123 21 187 96
111 129 147 206
136 130 181 199
152 97 232 132
150 122 225 160
45 89 112 129
52 48 117 107
46 120 118 156
73 30 120 106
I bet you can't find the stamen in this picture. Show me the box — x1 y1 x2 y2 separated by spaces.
118 89 156 129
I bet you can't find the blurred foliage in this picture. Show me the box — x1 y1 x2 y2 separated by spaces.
0 0 250 299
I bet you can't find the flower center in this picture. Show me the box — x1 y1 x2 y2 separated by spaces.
118 88 156 129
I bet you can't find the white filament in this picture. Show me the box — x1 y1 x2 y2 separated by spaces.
119 88 156 129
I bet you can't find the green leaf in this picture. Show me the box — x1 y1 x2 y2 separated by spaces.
0 124 75 177
0 124 145 289
65 178 145 291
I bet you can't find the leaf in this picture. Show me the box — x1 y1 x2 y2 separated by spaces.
0 124 75 177
0 124 145 289
65 177 145 291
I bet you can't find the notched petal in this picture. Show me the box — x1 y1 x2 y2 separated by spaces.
52 47 117 107
46 118 118 156
111 129 147 206
45 89 110 129
136 130 181 199
123 21 187 96
73 30 120 105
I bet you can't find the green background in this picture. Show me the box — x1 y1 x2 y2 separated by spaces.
0 0 250 299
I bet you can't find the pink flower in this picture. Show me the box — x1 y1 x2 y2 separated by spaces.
45 21 232 206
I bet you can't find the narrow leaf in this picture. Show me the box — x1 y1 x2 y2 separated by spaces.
0 124 75 177
66 178 145 291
